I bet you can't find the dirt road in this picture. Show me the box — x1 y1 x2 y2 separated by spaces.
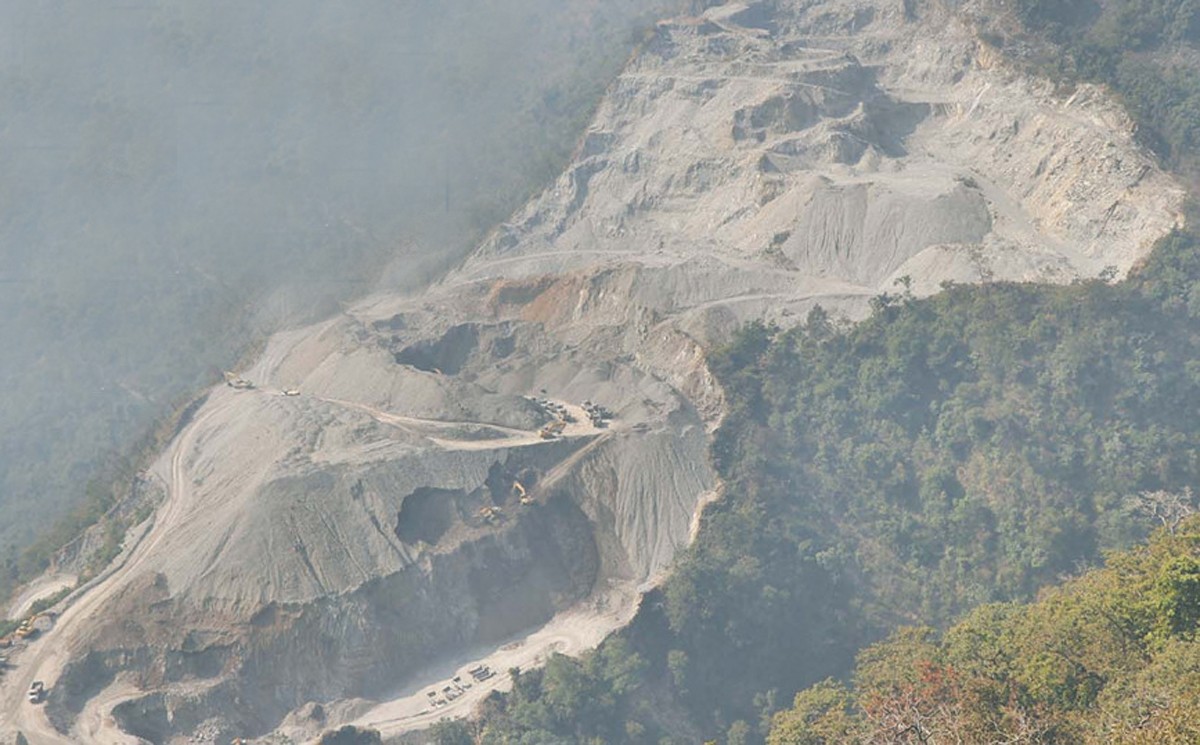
0 390 241 745
318 396 601 453
345 592 638 740
0 389 610 744
5 574 76 620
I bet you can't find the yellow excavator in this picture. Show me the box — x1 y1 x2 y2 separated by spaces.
14 618 35 639
513 480 534 506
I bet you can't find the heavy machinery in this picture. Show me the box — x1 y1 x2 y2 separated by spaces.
477 505 504 524
14 619 35 640
582 401 614 427
470 665 495 682
512 480 534 505
223 371 255 390
538 419 566 439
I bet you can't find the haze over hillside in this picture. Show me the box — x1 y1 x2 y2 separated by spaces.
0 0 1186 742
5 0 1200 743
0 0 678 558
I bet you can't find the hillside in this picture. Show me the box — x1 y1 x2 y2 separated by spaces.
0 0 676 587
429 226 1200 743
660 226 1200 731
0 0 1187 743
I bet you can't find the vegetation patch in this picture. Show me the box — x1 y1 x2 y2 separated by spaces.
769 516 1200 743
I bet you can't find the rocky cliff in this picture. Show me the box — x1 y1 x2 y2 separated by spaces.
0 0 1184 742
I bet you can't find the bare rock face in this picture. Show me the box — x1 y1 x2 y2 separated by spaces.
3 0 1184 742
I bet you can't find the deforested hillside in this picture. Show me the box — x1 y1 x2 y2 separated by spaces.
963 0 1200 172
0 0 677 593
0 0 1188 743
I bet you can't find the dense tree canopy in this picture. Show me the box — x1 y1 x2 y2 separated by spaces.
769 516 1200 743
658 230 1200 727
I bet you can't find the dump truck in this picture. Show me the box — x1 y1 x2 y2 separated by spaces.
477 506 504 524
27 680 45 704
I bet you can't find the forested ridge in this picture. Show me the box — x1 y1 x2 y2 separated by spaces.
768 516 1200 743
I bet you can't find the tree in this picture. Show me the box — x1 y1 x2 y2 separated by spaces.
1128 489 1197 534
772 518 1200 744
726 720 752 745
428 719 474 745
667 649 689 692
767 681 862 745
317 725 382 745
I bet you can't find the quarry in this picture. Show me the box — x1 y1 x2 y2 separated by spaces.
0 0 1186 742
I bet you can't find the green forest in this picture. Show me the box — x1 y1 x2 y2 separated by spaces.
433 225 1200 743
768 516 1200 743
